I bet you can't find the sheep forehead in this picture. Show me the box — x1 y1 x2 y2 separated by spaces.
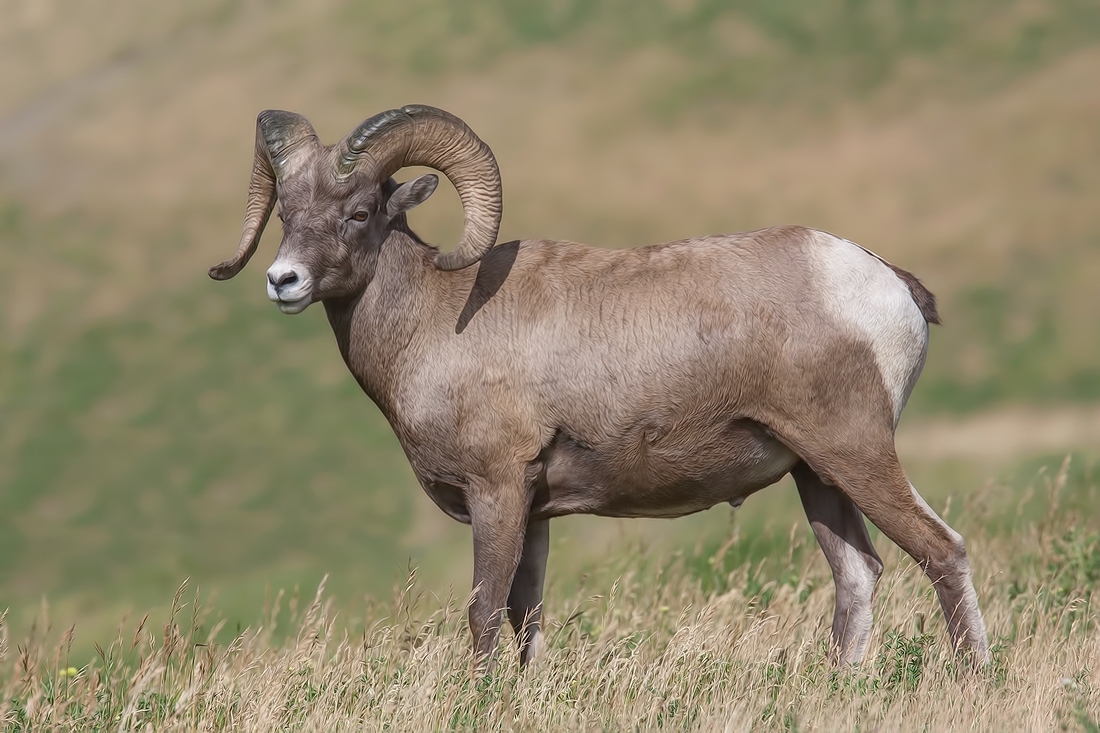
277 164 378 226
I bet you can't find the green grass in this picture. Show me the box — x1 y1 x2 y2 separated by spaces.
339 0 1100 114
917 233 1100 413
1 141 1099 664
0 239 428 646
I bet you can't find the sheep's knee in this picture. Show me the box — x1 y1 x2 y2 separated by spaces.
835 553 881 606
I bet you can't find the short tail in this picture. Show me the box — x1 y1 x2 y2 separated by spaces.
884 262 940 325
839 234 942 325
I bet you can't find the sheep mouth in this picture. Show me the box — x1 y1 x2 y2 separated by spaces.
274 297 312 315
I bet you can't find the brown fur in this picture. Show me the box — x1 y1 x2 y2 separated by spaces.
212 113 987 670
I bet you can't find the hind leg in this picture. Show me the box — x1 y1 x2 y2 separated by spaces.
793 462 883 664
751 294 987 663
806 446 989 665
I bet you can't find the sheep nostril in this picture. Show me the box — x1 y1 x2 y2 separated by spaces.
269 270 299 288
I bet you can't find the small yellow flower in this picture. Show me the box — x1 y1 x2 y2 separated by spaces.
58 667 80 678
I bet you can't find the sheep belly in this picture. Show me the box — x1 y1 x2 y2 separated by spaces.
533 418 798 520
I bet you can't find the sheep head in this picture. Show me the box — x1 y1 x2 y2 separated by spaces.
209 105 503 314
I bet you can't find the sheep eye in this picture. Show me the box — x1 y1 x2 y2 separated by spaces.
352 211 368 222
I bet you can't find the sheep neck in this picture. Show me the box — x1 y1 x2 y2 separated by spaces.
322 229 465 420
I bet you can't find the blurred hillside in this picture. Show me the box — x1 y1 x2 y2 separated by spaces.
1 0 1099 648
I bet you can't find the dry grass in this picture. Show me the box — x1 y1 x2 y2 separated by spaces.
3 467 1098 732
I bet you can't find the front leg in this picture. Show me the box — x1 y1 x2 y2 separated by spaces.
508 518 549 666
468 479 531 669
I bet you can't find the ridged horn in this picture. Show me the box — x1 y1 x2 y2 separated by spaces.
209 111 319 280
333 105 501 271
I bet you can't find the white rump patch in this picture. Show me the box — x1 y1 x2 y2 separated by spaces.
810 232 929 424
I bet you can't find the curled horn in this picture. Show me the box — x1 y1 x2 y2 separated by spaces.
209 111 319 281
333 105 502 271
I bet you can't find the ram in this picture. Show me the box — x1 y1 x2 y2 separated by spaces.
210 105 988 668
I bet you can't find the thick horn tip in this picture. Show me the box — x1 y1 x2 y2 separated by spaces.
433 249 485 272
209 261 242 280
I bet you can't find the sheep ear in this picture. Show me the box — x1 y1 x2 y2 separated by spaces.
387 174 438 217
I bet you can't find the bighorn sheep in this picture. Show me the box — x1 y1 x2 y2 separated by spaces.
210 105 989 668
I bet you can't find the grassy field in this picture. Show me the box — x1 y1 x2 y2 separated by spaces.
1 1 1100 727
2 458 1098 731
